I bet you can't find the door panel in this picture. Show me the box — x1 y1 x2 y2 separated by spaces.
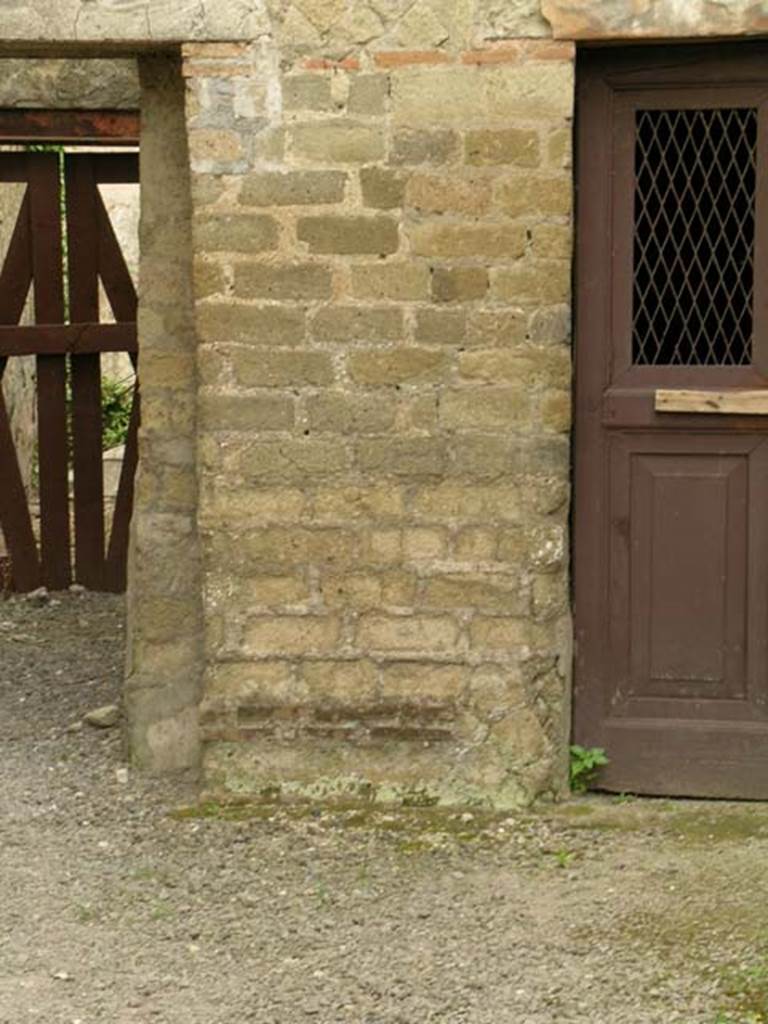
574 45 768 796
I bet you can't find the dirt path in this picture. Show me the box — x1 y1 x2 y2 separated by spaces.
1 592 767 1024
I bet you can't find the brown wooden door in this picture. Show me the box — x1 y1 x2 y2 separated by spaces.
0 149 139 593
574 45 768 797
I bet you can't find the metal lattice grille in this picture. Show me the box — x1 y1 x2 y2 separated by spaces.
632 107 757 366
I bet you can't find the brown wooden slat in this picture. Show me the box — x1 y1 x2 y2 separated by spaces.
0 191 32 322
67 155 105 590
96 189 138 323
83 153 139 185
0 322 137 355
0 360 40 590
29 153 70 590
0 154 30 182
0 109 139 145
104 385 139 592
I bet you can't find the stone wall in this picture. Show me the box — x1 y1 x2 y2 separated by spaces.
0 1 755 806
185 8 574 806
124 54 203 775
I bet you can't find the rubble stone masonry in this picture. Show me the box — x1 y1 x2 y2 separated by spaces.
183 5 574 807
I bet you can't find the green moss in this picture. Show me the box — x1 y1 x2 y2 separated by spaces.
719 948 768 1023
169 797 513 855
663 809 768 844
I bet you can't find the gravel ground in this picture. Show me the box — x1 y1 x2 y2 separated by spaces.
1 592 768 1024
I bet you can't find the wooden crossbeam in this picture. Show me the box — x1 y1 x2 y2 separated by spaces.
0 322 137 356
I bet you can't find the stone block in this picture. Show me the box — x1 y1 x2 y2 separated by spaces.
499 524 566 571
239 170 347 206
191 174 229 207
240 440 350 482
413 482 522 522
421 574 528 615
310 306 403 343
234 527 357 568
528 306 571 345
453 526 497 560
431 267 489 303
197 303 306 346
469 616 528 651
357 437 447 478
457 346 571 388
194 258 226 299
232 349 334 387
200 392 295 431
406 173 491 216
496 175 572 217
231 573 312 609
492 260 571 304
298 215 399 255
402 528 447 560
138 350 195 391
290 121 385 163
301 660 379 701
348 262 431 301
347 348 451 386
379 662 465 700
415 309 466 345
205 661 298 701
306 392 397 434
195 213 278 252
242 616 341 657
410 222 525 258
391 65 573 128
312 485 405 523
467 310 527 347
357 614 459 653
465 129 541 167
539 389 572 432
348 74 389 116
390 129 459 165
283 74 334 111
234 263 333 301
360 167 407 209
547 126 572 170
531 223 572 260
200 485 305 524
440 387 530 430
532 573 568 622
188 129 244 169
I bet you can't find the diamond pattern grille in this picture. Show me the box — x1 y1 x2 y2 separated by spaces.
632 107 757 366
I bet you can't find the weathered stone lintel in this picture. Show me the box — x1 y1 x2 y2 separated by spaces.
0 1 268 46
541 0 768 41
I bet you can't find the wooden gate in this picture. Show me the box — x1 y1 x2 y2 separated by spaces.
574 45 768 797
0 148 139 593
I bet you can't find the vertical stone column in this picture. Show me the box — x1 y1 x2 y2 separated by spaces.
124 53 203 775
183 26 575 807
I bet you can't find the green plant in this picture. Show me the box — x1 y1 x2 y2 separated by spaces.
101 375 133 451
553 848 575 869
569 745 609 793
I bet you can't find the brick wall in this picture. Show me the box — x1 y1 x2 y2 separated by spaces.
183 7 574 807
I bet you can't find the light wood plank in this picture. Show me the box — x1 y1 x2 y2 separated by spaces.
655 389 768 415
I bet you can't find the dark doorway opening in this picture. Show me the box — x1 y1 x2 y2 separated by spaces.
0 110 139 593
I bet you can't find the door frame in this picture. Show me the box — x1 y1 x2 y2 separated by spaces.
573 42 768 795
